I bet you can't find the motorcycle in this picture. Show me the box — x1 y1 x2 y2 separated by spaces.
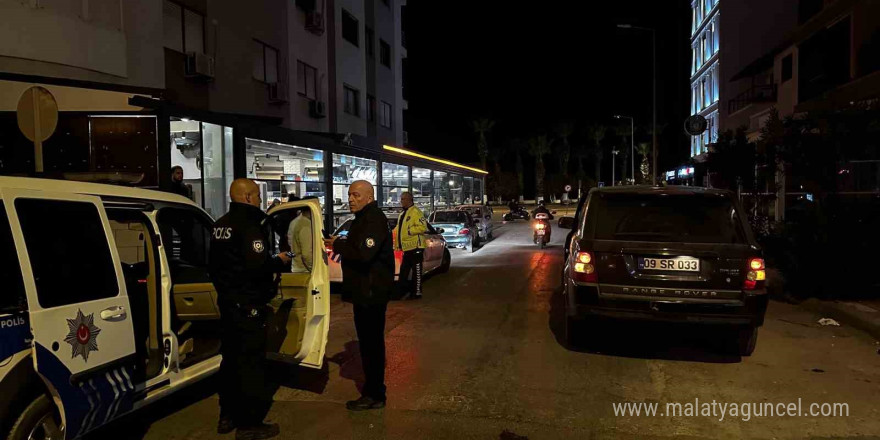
533 212 552 249
503 205 530 221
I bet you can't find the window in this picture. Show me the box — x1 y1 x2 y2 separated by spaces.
412 167 432 210
342 10 359 47
382 163 410 207
366 28 375 58
380 101 392 128
16 199 119 308
253 40 279 84
332 154 377 225
344 85 360 116
163 0 204 53
297 60 317 99
0 202 25 312
246 138 327 211
157 207 212 284
782 54 793 82
367 95 376 122
380 39 391 67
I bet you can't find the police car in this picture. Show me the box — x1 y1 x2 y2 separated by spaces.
0 177 330 440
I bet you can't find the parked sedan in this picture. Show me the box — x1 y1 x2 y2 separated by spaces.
457 204 494 241
429 210 480 253
328 214 450 282
558 186 768 356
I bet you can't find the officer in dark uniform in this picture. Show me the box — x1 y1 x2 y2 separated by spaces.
324 180 394 411
209 178 291 440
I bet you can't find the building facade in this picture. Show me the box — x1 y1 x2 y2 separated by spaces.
690 0 720 157
0 0 475 232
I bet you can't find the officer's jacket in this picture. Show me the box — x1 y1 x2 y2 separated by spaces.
393 205 428 251
334 201 394 304
209 202 286 309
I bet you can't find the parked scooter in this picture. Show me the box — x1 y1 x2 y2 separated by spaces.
503 205 530 221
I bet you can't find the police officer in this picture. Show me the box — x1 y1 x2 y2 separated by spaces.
323 180 394 411
209 178 291 440
394 192 428 300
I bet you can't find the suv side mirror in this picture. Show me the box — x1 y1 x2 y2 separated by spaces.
558 216 575 229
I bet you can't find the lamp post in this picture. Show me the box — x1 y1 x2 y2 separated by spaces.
615 115 635 184
611 149 619 186
617 24 657 185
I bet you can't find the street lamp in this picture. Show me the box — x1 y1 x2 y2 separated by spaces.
614 115 635 184
611 149 619 186
617 24 657 185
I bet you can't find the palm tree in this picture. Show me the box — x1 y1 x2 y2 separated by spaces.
636 142 651 183
510 138 527 201
528 135 551 202
614 125 631 183
472 118 496 170
587 124 606 183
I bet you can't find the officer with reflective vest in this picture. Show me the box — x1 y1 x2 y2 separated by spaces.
209 178 291 440
394 192 429 300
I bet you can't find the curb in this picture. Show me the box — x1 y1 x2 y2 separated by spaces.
800 298 880 341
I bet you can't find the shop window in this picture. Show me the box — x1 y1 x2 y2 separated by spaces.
332 154 377 225
432 170 450 209
202 123 234 218
253 40 279 84
15 199 119 309
246 138 326 211
380 101 392 128
0 202 26 312
344 85 360 116
342 10 359 47
462 176 474 205
382 163 409 207
297 60 318 99
170 118 204 206
163 0 204 54
156 207 212 284
412 167 432 211
380 39 391 67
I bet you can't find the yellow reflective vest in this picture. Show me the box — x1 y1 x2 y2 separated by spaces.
394 206 428 251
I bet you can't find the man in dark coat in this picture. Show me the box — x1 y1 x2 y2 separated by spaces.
324 180 394 410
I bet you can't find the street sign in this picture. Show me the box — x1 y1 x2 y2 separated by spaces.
684 115 707 136
17 86 58 173
598 182 605 188
564 184 572 192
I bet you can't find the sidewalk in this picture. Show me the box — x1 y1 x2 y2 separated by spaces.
800 298 880 342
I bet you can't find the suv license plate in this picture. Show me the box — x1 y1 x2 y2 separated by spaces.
639 257 700 272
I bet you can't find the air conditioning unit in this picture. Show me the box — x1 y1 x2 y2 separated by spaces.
305 11 324 35
309 100 327 118
268 82 288 104
185 52 215 79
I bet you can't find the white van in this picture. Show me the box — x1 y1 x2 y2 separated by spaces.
0 177 329 440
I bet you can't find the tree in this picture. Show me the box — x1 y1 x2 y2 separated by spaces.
553 122 574 180
471 118 496 171
586 124 606 183
636 142 651 184
614 125 631 183
528 135 551 201
510 138 527 200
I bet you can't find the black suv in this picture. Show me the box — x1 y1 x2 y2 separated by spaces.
558 186 768 355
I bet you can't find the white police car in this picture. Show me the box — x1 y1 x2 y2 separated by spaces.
0 177 330 440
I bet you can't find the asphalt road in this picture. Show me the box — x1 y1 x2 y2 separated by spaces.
99 220 880 440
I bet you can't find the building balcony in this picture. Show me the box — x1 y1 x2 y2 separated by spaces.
728 84 778 115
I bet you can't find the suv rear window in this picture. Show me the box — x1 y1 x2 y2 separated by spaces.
431 211 468 223
592 193 746 244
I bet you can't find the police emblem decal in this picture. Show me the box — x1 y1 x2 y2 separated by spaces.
252 240 265 253
365 238 375 248
64 309 101 362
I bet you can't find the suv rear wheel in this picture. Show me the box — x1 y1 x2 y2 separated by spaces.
7 394 62 440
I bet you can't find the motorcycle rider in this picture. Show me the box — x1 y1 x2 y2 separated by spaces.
532 201 554 243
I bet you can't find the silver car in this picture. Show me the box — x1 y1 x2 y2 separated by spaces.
457 204 494 241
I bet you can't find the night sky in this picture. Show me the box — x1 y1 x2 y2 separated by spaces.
404 0 693 183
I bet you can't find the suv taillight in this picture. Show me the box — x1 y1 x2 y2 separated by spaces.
572 251 597 283
744 258 766 290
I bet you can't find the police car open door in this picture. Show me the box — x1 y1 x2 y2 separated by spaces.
265 199 329 369
1 188 137 438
